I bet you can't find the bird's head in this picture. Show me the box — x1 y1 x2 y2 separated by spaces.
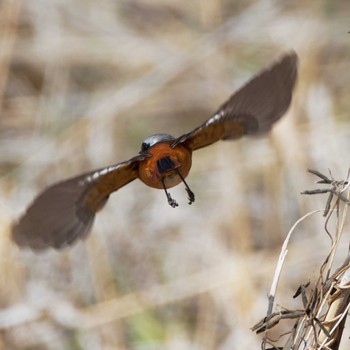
140 133 175 153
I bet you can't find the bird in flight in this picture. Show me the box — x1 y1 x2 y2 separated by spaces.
12 52 298 250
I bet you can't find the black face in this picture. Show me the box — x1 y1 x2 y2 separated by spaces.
157 156 176 174
140 133 175 153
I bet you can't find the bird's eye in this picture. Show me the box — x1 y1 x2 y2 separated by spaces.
141 142 150 152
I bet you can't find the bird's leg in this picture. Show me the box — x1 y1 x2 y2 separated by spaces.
161 178 178 208
176 170 195 205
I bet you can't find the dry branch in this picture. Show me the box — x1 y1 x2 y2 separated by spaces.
253 169 350 350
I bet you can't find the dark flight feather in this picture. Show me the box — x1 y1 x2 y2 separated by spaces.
172 52 298 150
12 155 145 250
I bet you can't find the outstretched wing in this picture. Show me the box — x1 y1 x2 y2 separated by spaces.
12 154 146 250
172 52 298 151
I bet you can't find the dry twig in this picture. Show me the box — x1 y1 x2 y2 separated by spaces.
253 169 350 350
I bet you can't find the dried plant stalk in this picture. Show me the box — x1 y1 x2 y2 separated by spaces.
253 169 350 350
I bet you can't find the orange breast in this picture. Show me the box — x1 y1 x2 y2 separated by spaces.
138 142 192 189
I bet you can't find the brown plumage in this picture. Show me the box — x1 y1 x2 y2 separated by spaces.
12 51 298 250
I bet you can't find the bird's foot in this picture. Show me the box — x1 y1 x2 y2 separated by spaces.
167 193 179 208
185 187 195 205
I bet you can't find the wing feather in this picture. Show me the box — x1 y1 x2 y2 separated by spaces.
173 52 298 151
12 155 145 250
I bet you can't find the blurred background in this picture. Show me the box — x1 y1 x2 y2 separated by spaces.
1 0 350 349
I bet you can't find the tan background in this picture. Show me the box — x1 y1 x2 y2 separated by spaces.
0 1 350 349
